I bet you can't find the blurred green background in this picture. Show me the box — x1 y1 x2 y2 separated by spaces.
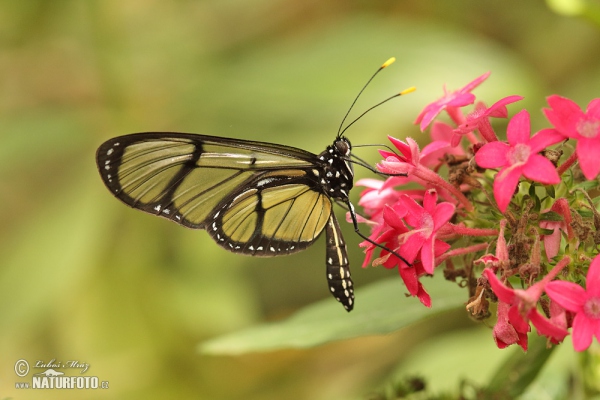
1 1 599 399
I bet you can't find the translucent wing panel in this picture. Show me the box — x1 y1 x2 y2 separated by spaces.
113 140 196 204
198 144 313 168
170 168 254 227
96 133 319 230
213 183 332 256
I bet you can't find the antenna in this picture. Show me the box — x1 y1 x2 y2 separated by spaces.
339 86 416 137
336 57 397 138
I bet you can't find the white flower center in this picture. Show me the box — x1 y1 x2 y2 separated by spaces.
507 143 531 165
584 297 600 319
577 118 600 139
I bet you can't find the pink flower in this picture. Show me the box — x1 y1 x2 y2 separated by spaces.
540 198 575 260
420 122 465 168
364 203 431 306
544 95 600 180
452 95 523 145
415 72 491 131
474 220 509 270
396 190 455 274
475 110 563 212
380 136 474 211
494 300 529 350
360 190 453 306
546 255 600 351
355 178 403 218
483 256 571 349
548 300 570 345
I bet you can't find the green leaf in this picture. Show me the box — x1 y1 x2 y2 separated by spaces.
200 274 465 355
539 227 555 236
574 179 600 191
528 182 537 197
539 211 564 222
545 184 556 199
577 209 594 218
484 334 556 398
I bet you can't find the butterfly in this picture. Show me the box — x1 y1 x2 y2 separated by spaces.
95 58 413 312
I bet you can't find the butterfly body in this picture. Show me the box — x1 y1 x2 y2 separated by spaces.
97 132 355 310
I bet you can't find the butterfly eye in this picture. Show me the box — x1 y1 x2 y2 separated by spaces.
335 139 351 156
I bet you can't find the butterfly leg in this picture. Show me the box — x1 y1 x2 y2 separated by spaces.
325 214 354 312
345 200 412 266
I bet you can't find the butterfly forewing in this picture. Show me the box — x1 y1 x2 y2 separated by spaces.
97 133 316 228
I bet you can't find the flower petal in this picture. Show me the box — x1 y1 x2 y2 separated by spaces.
401 196 426 228
406 137 421 166
423 189 438 214
522 154 560 184
446 92 476 108
544 95 583 137
508 304 531 333
493 166 522 212
587 98 600 119
541 224 561 259
475 141 510 168
483 268 516 303
506 110 531 145
528 308 568 343
399 264 419 295
528 128 565 153
382 204 406 231
572 312 595 351
416 282 432 307
576 138 600 180
493 301 520 349
400 233 427 263
586 255 600 297
420 238 435 274
388 135 408 153
545 281 587 312
460 71 491 93
486 95 524 118
432 202 456 230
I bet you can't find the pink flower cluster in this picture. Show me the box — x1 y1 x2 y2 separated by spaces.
357 73 600 352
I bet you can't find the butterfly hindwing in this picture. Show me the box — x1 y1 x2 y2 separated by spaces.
207 172 333 256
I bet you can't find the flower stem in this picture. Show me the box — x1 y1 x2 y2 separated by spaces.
437 243 489 262
449 224 498 237
414 165 475 211
557 152 578 176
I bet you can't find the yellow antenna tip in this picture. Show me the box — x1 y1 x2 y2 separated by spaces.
382 57 396 69
400 86 416 95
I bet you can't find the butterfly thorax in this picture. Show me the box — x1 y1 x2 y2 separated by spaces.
315 137 354 201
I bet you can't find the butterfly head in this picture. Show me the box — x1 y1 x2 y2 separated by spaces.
334 136 352 157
